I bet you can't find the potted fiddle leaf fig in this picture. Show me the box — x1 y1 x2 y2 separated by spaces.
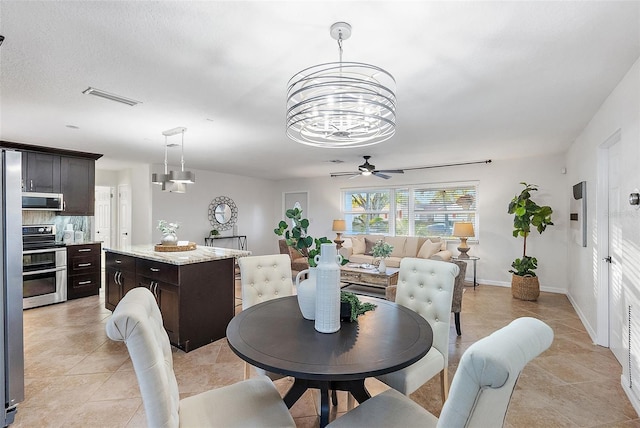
274 207 348 267
507 182 553 301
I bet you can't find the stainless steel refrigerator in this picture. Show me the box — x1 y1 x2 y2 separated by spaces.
1 150 24 426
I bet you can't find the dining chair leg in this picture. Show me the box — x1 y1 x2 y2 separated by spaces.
244 362 250 380
331 389 338 406
440 368 449 403
347 393 355 410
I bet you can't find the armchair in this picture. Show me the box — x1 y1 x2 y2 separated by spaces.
278 239 309 272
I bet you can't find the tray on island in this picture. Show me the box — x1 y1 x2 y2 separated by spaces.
154 242 197 252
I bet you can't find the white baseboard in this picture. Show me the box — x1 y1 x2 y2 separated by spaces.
566 292 599 344
471 278 566 295
622 375 640 417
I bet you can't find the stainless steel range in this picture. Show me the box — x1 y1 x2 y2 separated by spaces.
22 225 67 309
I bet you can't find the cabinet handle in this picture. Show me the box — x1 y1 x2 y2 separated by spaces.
63 201 66 211
113 271 119 285
78 248 92 253
30 179 33 191
115 259 122 264
78 263 92 267
78 280 92 285
150 267 160 272
117 271 122 285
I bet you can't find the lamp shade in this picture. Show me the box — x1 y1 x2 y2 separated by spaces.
332 219 346 232
453 222 475 237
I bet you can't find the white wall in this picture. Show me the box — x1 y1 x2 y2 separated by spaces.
565 56 640 407
151 167 278 256
274 155 569 292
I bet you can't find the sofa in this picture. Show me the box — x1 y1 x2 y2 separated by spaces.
339 235 452 268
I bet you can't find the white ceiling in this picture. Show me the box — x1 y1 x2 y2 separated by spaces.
1 1 639 180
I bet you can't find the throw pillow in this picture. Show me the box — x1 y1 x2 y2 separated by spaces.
351 236 366 255
364 238 377 255
417 240 442 259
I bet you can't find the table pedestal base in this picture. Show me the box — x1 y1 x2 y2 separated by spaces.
283 378 371 427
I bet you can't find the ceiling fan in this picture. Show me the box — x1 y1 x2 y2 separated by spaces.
330 156 405 180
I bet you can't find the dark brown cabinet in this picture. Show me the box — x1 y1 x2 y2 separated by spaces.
105 253 136 311
60 156 95 215
67 243 101 299
22 151 61 193
105 251 235 352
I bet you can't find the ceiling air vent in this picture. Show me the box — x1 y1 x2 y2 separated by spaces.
82 87 141 106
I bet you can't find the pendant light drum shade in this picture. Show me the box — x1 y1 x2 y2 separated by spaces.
286 22 396 148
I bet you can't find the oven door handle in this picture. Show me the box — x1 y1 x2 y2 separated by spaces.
23 248 66 255
23 266 67 276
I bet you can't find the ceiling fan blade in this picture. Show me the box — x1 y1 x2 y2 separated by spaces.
330 171 360 177
348 174 362 180
373 172 391 179
375 169 404 174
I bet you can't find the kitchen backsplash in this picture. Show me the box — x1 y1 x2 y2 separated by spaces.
22 211 93 242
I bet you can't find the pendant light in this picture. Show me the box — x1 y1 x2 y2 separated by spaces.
150 127 194 192
168 128 195 184
286 22 397 148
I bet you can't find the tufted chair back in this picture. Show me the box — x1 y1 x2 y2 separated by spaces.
395 257 459 362
106 287 180 428
239 254 294 310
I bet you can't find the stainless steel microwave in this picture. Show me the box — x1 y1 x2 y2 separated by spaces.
21 193 64 211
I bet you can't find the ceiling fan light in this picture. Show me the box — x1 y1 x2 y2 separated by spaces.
169 170 195 184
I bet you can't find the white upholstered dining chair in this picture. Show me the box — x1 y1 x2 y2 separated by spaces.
238 254 294 379
105 287 295 428
376 257 459 403
329 317 554 428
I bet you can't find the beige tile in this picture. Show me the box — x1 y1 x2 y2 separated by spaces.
17 283 636 428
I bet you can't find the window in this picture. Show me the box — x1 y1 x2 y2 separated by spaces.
342 182 478 239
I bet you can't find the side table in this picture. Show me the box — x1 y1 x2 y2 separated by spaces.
452 256 479 289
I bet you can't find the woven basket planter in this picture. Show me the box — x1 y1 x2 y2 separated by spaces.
511 274 540 301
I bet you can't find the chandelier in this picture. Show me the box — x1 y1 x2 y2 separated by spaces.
151 127 195 193
286 22 397 148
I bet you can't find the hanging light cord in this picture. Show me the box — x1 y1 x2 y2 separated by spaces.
337 34 343 62
163 136 168 174
180 130 185 172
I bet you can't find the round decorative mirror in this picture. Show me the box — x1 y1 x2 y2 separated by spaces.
208 196 238 231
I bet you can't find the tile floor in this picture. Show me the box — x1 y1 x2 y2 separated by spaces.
12 282 638 427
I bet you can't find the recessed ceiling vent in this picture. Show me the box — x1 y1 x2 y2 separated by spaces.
82 87 141 106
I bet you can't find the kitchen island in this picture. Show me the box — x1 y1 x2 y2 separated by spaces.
104 245 250 352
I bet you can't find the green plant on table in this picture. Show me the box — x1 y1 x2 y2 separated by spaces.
372 240 393 259
210 229 220 237
157 220 179 235
274 207 348 268
340 291 377 322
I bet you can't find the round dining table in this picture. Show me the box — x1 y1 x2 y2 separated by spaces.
226 295 432 427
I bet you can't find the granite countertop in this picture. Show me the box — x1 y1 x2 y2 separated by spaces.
65 241 103 246
104 244 251 265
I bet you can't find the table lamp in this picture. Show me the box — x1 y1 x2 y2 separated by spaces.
332 219 346 249
453 222 475 258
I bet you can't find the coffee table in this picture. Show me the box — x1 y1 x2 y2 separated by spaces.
340 265 399 298
226 296 432 427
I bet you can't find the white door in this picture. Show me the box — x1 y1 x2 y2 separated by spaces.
94 186 112 248
118 184 131 247
607 140 624 365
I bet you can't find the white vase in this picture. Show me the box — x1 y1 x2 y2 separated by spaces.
378 258 387 273
314 243 343 334
295 267 316 320
161 232 178 246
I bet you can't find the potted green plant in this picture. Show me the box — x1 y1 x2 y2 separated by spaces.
274 207 347 268
507 182 553 300
210 229 220 237
340 291 377 322
158 220 179 245
372 240 393 273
